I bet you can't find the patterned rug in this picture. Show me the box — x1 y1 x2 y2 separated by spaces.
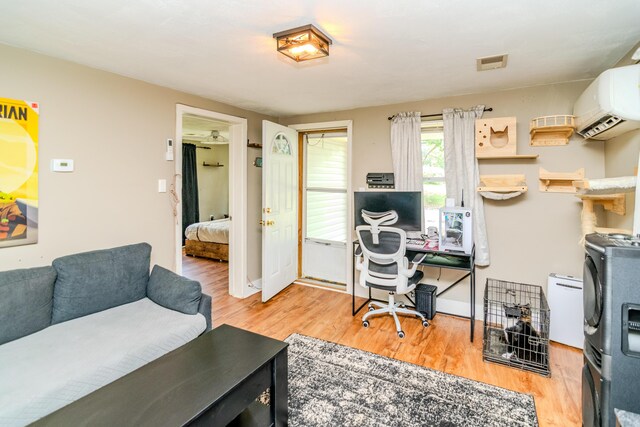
284 334 538 427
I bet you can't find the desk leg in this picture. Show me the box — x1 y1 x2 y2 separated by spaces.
271 350 288 427
352 242 370 316
470 266 475 342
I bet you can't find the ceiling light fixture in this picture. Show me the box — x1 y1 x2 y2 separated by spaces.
273 24 332 62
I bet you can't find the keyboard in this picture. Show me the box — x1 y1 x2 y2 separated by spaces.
406 238 427 250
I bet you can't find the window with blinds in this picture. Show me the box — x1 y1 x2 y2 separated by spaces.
304 132 348 244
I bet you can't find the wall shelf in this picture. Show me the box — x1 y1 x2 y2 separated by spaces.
539 168 585 193
478 154 539 160
475 117 518 158
477 174 528 193
203 162 224 168
529 115 576 146
247 143 263 149
576 193 626 216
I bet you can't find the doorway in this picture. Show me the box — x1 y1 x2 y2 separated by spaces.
175 105 248 298
289 121 353 294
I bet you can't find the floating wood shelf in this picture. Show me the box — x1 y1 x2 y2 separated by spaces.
577 193 626 216
477 174 528 193
247 143 263 149
539 168 585 193
530 115 576 146
203 162 224 167
478 154 539 160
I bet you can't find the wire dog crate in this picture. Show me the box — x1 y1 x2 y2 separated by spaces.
483 278 550 376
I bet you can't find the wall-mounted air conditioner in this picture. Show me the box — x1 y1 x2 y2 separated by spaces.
574 64 640 140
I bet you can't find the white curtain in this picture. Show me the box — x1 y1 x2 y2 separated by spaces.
443 106 490 266
390 112 422 191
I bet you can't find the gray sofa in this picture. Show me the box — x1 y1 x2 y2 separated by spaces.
0 243 212 426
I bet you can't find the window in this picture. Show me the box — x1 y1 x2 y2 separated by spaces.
421 120 445 229
271 132 292 155
304 132 348 244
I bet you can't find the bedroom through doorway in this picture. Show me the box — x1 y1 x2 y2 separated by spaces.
175 105 248 299
181 115 231 266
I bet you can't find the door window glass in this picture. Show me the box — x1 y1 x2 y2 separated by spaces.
305 132 347 243
272 132 292 155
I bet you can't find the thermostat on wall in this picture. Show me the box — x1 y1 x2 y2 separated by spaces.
51 159 74 172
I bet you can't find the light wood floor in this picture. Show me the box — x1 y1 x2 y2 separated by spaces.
182 255 582 427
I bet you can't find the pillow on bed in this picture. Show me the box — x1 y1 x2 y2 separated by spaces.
147 265 202 315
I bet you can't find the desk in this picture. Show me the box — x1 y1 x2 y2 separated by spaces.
352 242 476 342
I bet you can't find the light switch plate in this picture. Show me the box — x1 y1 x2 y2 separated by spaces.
51 159 74 172
158 179 167 193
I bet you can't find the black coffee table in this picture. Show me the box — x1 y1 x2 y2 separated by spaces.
33 324 288 426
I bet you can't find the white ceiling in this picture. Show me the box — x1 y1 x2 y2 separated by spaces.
1 1 639 117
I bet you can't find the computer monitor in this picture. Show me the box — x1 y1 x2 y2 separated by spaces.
353 191 423 235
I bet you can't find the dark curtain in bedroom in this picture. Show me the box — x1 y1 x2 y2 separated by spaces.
182 143 199 245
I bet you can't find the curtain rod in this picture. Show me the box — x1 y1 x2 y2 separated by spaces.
196 146 212 150
387 107 493 121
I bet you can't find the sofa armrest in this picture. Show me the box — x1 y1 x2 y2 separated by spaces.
198 293 212 332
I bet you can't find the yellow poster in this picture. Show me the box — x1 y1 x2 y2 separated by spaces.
0 97 39 248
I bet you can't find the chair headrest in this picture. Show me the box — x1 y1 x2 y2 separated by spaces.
361 210 398 244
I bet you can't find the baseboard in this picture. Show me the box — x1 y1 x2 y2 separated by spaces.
436 297 484 320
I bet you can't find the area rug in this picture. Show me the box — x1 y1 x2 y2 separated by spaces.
284 334 538 427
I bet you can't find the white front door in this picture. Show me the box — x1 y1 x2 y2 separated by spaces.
262 121 298 302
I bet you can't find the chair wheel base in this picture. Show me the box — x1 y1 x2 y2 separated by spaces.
362 320 370 328
422 320 429 327
398 330 405 338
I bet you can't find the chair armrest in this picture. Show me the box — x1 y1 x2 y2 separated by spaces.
198 293 212 332
411 253 427 265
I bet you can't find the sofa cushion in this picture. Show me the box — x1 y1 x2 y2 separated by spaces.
147 265 202 315
0 298 206 426
51 243 151 324
0 266 56 345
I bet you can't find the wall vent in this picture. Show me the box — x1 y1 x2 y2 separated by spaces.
477 54 508 71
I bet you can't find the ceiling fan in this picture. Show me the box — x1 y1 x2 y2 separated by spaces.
182 130 229 144
202 130 229 144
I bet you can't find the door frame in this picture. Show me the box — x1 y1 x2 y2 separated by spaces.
288 120 353 294
175 104 248 298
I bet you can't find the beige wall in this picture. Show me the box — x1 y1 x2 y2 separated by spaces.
195 143 230 220
282 81 604 304
0 44 272 281
604 129 640 231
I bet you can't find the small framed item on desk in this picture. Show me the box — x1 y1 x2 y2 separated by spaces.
439 207 473 254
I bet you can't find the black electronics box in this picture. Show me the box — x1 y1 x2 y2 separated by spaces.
415 284 437 320
366 172 394 189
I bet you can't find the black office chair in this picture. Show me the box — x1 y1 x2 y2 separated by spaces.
355 210 429 338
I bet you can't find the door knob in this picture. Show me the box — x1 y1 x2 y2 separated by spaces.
266 220 275 226
259 220 265 226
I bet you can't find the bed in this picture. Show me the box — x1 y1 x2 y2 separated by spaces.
184 218 230 261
